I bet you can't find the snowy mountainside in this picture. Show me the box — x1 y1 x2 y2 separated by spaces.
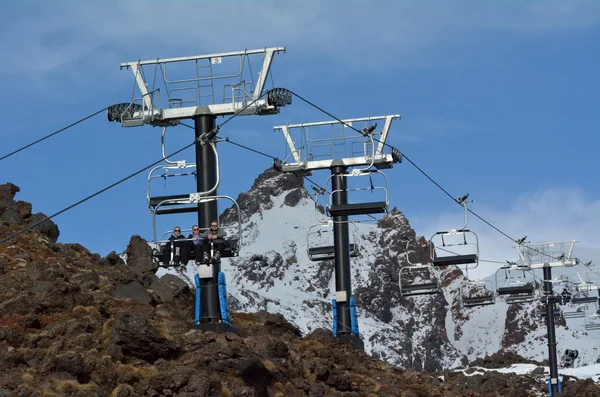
158 167 600 370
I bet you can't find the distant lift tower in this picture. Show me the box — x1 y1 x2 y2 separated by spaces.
274 115 401 350
513 240 579 395
108 47 291 334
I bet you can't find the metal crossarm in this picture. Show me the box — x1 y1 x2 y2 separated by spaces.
112 47 287 127
274 115 401 174
515 240 579 269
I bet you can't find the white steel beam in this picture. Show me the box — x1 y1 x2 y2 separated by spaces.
376 116 396 155
281 154 395 172
253 49 277 100
120 47 286 68
274 115 400 130
130 63 153 111
280 126 301 163
126 99 273 122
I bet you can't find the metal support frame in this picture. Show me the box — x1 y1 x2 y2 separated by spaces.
190 115 236 333
326 165 363 350
274 115 401 175
113 47 286 127
110 46 292 336
516 240 579 269
543 265 560 395
500 240 582 394
273 114 401 351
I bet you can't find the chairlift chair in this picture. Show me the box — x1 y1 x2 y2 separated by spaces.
325 169 389 218
495 266 537 304
306 222 359 261
150 196 243 267
399 241 441 297
563 306 586 319
460 279 496 307
584 313 600 331
429 195 479 270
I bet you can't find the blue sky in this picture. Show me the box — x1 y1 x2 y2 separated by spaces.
1 1 599 278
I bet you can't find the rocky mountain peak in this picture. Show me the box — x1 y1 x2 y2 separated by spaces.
0 182 60 243
221 167 309 225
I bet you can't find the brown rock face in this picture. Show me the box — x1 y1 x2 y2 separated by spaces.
0 182 60 242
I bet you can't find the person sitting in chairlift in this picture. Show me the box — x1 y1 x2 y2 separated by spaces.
162 226 189 266
201 220 226 263
187 225 204 264
560 288 572 305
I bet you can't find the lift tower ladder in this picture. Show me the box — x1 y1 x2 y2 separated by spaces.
274 115 401 352
109 47 291 335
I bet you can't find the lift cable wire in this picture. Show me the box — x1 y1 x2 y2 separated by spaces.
288 90 560 261
0 95 267 245
182 126 331 193
0 106 110 162
223 137 329 193
0 141 194 245
222 138 278 160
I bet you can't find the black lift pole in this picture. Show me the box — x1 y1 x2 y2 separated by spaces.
194 114 235 333
330 163 364 350
543 264 560 394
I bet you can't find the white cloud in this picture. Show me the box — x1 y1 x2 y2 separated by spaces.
414 187 600 279
1 0 599 80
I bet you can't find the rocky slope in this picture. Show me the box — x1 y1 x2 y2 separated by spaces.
2 182 600 396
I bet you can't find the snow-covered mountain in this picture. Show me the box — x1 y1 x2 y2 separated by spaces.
158 167 600 371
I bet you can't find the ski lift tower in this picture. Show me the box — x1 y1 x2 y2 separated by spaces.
108 47 291 334
515 240 579 395
274 115 401 350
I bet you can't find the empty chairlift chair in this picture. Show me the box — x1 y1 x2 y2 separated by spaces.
326 170 389 219
585 313 600 331
460 279 496 307
399 241 440 297
429 195 480 271
399 265 440 297
306 222 359 261
495 266 537 304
